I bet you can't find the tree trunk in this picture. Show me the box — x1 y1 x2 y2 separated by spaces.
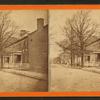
80 43 84 68
0 54 3 68
71 52 73 67
71 52 75 67
81 52 84 68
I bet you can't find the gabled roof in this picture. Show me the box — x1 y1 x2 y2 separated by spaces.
5 35 28 48
86 35 100 47
86 36 100 52
5 24 48 48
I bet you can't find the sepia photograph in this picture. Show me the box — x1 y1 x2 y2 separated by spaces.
0 10 48 92
49 10 100 92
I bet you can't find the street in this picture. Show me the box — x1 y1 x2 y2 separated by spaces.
0 71 47 92
50 64 100 92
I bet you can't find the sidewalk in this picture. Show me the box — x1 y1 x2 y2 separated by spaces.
63 64 100 74
2 69 47 81
82 67 100 74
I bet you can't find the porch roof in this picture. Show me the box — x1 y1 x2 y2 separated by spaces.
93 51 100 54
2 50 22 56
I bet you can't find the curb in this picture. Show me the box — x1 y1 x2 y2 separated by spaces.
82 68 100 74
2 69 47 81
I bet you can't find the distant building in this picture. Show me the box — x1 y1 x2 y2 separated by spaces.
53 51 70 65
4 18 48 73
53 57 61 64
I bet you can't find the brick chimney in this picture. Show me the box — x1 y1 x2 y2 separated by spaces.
37 18 44 30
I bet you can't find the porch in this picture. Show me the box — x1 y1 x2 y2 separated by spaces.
3 51 30 70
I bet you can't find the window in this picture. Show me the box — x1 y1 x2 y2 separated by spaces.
97 53 100 61
15 55 21 63
5 57 9 63
85 56 90 62
87 56 90 62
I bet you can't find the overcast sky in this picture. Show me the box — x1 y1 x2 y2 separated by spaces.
9 10 48 37
49 10 100 59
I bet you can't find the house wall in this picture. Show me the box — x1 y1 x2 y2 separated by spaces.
84 53 100 67
28 26 48 73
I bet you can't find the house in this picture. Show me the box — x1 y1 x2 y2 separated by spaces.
57 36 100 67
84 37 100 67
3 18 48 73
72 36 100 67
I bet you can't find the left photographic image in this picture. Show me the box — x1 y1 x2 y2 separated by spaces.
0 10 48 92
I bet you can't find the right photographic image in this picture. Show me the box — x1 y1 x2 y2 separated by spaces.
49 10 100 92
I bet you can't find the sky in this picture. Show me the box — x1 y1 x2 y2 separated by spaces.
49 10 100 59
9 10 48 37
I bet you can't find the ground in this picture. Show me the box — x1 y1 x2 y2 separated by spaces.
0 71 47 92
50 64 100 92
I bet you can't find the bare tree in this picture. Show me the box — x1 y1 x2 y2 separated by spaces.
69 11 99 67
57 10 99 68
56 26 81 67
0 11 18 68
